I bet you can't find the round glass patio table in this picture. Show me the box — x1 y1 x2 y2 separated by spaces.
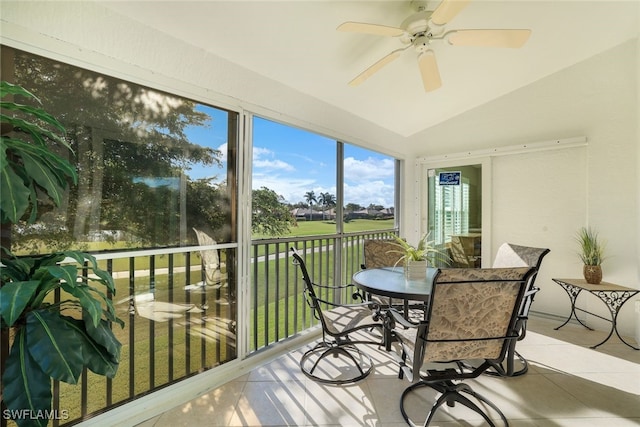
352 266 437 350
352 266 437 302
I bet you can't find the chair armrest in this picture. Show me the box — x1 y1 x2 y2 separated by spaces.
388 308 421 329
312 281 366 302
314 296 380 312
312 282 359 291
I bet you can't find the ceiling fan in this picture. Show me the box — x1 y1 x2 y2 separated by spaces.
337 0 531 92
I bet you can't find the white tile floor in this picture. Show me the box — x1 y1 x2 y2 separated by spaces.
137 315 640 426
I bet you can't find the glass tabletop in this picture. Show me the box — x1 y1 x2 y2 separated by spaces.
352 267 437 301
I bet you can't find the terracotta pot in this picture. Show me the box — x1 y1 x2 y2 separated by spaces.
583 265 602 284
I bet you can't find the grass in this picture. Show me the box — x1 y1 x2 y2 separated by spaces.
253 218 395 239
33 219 396 425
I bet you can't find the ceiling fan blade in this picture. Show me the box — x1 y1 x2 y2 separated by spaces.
431 0 472 26
418 50 442 92
448 29 532 48
349 49 404 87
337 22 404 37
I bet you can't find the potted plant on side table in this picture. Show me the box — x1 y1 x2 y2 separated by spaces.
576 226 606 284
1 81 123 427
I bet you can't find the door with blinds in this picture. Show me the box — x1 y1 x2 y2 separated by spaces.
427 165 482 268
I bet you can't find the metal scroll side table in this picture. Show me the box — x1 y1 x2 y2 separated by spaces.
552 278 639 350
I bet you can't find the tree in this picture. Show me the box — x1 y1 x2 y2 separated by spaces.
304 190 317 221
318 192 336 220
185 178 232 243
252 187 295 236
7 48 227 251
345 203 363 213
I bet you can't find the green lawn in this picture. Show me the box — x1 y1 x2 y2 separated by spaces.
48 219 397 425
253 218 395 239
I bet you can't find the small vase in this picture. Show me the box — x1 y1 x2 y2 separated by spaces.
405 260 428 281
583 265 602 284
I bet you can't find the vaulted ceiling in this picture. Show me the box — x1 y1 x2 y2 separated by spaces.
101 1 638 138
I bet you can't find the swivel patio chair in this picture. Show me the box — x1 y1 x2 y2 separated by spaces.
489 242 550 376
291 247 384 384
390 266 534 427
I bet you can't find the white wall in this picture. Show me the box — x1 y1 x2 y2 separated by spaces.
405 40 639 335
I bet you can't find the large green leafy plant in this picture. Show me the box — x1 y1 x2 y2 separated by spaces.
0 81 77 225
1 81 123 426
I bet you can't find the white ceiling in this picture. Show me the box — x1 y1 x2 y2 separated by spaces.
101 0 638 138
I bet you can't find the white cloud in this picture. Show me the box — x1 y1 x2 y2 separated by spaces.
217 142 228 163
254 159 295 171
253 146 295 171
344 157 395 182
344 181 394 208
242 149 395 207
253 146 271 159
253 173 320 204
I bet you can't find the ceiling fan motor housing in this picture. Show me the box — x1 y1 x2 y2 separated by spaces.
414 35 433 52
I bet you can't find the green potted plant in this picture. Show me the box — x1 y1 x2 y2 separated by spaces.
576 226 605 284
1 81 123 427
390 233 448 280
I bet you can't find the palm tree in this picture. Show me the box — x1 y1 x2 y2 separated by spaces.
304 190 317 221
319 192 336 220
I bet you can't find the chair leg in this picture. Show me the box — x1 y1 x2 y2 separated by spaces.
485 347 529 377
400 380 509 427
455 383 509 427
485 335 529 377
300 342 373 384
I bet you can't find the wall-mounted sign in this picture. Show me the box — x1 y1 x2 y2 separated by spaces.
438 171 461 186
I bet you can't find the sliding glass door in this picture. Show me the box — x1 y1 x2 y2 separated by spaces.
426 164 483 268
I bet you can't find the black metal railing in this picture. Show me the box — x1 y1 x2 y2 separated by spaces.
1 229 396 426
249 229 396 352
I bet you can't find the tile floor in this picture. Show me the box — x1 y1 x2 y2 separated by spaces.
137 315 640 426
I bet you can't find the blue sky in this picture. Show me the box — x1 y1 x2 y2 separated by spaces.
186 108 395 208
252 117 395 208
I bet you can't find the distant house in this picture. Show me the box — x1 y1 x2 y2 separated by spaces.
291 207 324 221
347 207 394 220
